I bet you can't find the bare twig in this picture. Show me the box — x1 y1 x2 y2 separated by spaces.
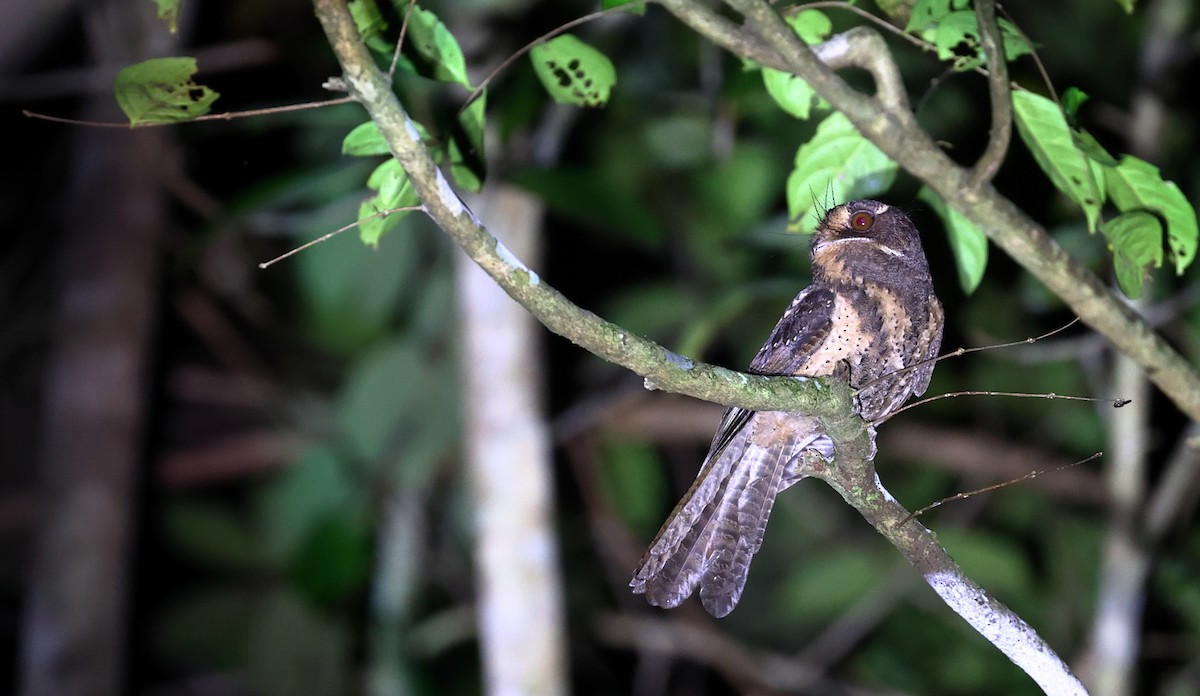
900 452 1103 524
257 205 425 269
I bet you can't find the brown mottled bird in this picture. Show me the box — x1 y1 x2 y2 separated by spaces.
630 199 944 617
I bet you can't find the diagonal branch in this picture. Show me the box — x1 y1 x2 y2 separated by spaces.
311 0 849 417
969 0 1012 187
670 0 1200 425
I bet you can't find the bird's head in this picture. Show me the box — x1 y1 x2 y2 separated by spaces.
809 199 932 283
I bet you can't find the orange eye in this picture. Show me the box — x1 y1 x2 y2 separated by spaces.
850 211 875 231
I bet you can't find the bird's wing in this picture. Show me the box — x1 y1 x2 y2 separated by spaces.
749 287 837 376
909 298 945 397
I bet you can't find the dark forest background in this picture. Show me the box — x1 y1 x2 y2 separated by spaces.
2 0 1199 694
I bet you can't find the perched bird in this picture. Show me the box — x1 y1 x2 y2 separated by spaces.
630 199 944 617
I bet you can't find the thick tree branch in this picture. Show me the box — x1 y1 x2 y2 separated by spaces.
969 0 1012 187
312 0 850 417
668 0 1200 425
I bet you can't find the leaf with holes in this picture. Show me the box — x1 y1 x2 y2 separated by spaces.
1013 90 1102 232
785 112 897 233
930 12 1032 71
1104 156 1198 273
920 186 988 294
1101 211 1162 298
531 34 616 108
113 57 219 126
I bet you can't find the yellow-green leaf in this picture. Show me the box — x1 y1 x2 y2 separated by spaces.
113 57 219 126
1012 90 1102 231
786 113 897 232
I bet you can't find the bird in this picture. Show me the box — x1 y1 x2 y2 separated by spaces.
630 199 944 618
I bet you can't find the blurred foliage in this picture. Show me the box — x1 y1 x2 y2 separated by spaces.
10 0 1200 694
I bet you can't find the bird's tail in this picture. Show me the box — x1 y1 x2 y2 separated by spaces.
630 410 831 617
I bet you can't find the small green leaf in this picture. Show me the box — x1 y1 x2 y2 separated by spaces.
931 12 1032 71
449 91 486 191
919 186 988 294
406 5 471 88
341 121 389 156
152 0 182 33
760 9 830 120
1103 156 1198 273
359 159 419 247
1062 86 1089 125
905 0 969 34
113 57 219 126
786 112 897 232
348 0 387 45
762 68 817 120
1100 212 1162 298
1012 90 1102 231
784 9 832 44
530 34 617 108
1114 0 1135 13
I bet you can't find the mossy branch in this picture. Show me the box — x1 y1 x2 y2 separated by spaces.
311 0 850 417
677 0 1200 424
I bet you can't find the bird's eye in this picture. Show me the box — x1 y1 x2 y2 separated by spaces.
850 211 875 231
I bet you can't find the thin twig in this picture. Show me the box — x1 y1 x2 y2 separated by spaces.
23 96 355 129
968 0 1011 187
386 0 417 79
900 452 1103 524
856 317 1080 398
257 205 424 269
883 389 1129 423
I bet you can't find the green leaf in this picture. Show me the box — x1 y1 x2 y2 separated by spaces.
113 57 219 126
152 0 182 33
348 0 388 47
1062 86 1089 125
905 0 968 33
760 10 829 120
289 516 372 603
449 91 486 191
530 34 617 108
762 68 817 120
359 159 419 247
341 121 390 157
1114 0 1136 13
1104 156 1197 273
919 187 988 294
1100 211 1162 298
406 5 471 88
786 112 897 232
1012 90 1102 231
931 12 1033 71
257 446 361 565
784 9 832 44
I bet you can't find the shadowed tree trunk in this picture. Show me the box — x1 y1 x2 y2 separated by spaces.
19 3 171 694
